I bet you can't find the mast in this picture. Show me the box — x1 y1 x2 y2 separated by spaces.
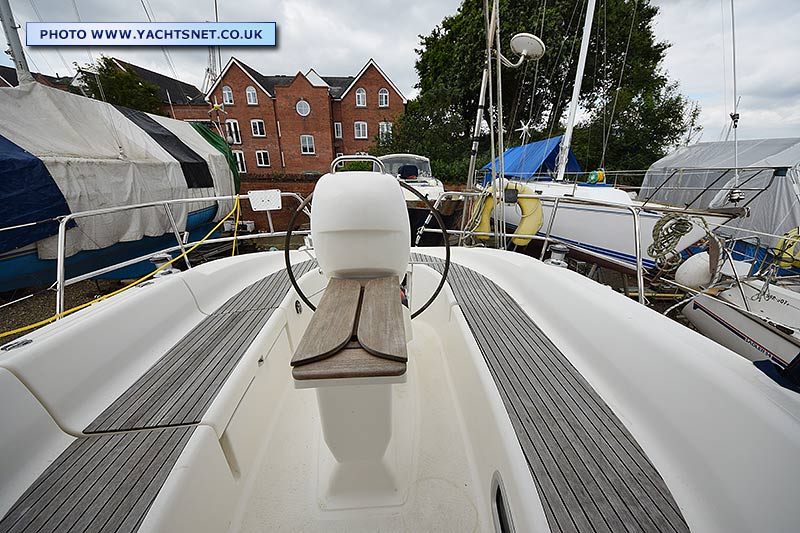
0 0 35 84
555 0 597 181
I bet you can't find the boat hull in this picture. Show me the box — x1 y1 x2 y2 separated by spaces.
683 280 800 368
683 292 799 368
499 199 729 269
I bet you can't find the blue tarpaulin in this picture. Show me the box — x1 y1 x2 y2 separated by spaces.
482 135 581 183
0 134 71 254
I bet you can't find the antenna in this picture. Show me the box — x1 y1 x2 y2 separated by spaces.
0 0 35 84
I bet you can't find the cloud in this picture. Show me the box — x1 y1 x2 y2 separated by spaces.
1 0 460 97
652 0 800 140
2 0 797 142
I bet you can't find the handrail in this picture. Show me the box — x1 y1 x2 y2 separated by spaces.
433 190 651 303
330 154 385 174
43 191 310 316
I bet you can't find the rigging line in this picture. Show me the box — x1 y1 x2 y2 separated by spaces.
586 0 603 165
10 18 42 75
16 19 56 76
515 0 549 170
508 61 528 143
531 0 583 132
602 0 608 156
524 0 547 126
718 0 729 141
139 0 190 106
27 0 74 76
214 0 221 77
600 0 638 169
70 0 123 151
545 0 585 145
729 0 739 187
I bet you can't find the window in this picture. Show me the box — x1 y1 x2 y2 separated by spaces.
256 150 271 167
355 88 366 107
225 119 241 144
245 86 258 105
379 122 392 142
378 88 389 107
334 122 342 139
300 135 315 154
250 119 266 137
296 100 311 116
222 85 234 105
354 121 368 139
335 152 344 168
232 150 246 173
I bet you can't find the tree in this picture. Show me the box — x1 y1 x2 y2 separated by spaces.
380 0 699 182
75 56 164 114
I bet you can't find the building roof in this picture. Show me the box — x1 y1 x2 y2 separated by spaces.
206 57 389 101
236 60 294 95
321 76 356 98
112 59 204 105
0 65 73 90
338 59 407 103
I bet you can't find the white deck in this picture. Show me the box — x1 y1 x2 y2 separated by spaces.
232 321 487 532
2 249 800 533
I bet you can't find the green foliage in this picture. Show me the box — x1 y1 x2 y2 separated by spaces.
375 0 700 183
339 161 372 172
75 56 164 114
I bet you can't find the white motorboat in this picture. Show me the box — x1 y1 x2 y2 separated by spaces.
376 154 462 245
378 154 445 203
1 161 799 533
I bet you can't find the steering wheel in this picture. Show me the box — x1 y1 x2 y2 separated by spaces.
283 179 451 319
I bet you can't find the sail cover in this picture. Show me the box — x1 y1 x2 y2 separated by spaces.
0 82 235 258
641 138 800 247
481 135 582 182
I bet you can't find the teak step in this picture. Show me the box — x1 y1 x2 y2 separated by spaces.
291 276 408 380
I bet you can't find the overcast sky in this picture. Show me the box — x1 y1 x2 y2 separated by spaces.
1 0 797 142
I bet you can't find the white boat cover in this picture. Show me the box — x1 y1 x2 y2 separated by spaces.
640 138 800 247
0 82 235 259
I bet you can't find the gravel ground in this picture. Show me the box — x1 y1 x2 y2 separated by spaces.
0 280 125 347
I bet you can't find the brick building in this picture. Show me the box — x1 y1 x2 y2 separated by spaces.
205 57 406 176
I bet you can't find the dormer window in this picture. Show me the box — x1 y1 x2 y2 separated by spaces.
222 85 234 105
296 100 311 117
246 86 258 105
355 88 366 107
378 88 389 107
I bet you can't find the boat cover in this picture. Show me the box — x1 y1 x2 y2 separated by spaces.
641 138 800 247
0 134 70 254
0 82 235 258
481 135 582 182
